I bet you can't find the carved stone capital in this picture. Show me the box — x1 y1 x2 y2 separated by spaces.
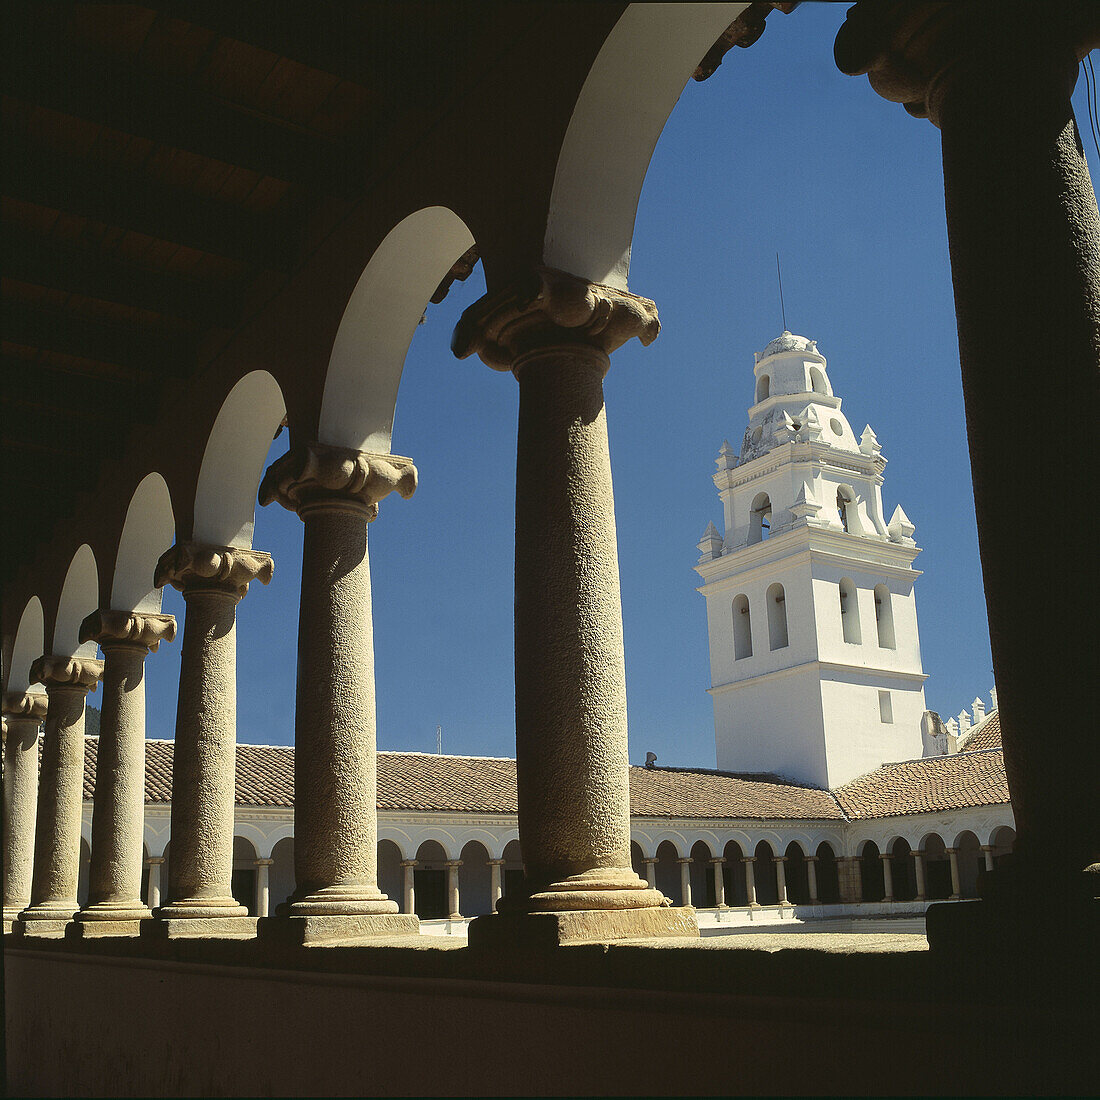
154 541 274 600
78 609 178 653
29 654 103 691
834 1 1100 126
451 267 660 372
259 442 417 519
2 690 48 720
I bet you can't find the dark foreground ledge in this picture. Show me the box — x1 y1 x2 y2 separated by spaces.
5 923 1096 1096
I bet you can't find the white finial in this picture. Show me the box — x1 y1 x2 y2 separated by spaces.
958 710 971 732
887 504 916 544
697 522 724 563
790 480 822 521
990 685 998 711
715 440 737 471
859 424 882 458
973 696 985 724
800 404 824 441
947 717 959 737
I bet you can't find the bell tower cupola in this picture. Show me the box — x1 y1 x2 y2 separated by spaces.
695 333 927 789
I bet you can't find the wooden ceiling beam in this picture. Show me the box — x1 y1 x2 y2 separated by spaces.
0 20 367 194
3 141 296 272
2 226 246 328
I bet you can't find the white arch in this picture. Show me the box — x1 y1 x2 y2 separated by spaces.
8 597 44 693
113 473 175 612
256 822 296 859
232 822 269 858
320 206 475 454
544 3 747 288
55 545 99 658
194 371 286 549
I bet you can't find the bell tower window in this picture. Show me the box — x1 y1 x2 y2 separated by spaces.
766 583 789 650
836 487 854 533
839 577 861 644
874 584 896 649
749 492 772 544
755 375 770 403
732 594 753 659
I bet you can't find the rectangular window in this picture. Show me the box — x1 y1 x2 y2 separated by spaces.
879 690 893 724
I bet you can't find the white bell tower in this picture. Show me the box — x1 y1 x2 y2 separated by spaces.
695 332 927 788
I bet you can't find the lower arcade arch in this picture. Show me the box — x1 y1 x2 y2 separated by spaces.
859 841 885 902
458 841 492 918
378 839 403 908
723 841 749 906
815 842 840 904
784 842 810 905
889 838 918 901
690 840 714 907
753 840 779 906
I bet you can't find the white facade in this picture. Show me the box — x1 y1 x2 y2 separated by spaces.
696 333 928 788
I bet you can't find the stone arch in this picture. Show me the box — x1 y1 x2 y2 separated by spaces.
753 840 779 905
269 836 295 915
630 839 647 880
888 837 917 901
723 840 748 906
954 830 982 898
989 824 1016 854
749 491 772 544
8 596 44 693
809 365 829 395
232 835 259 915
459 840 492 918
815 841 840 904
689 840 714 908
756 373 770 403
111 473 175 613
501 838 523 902
920 832 951 900
193 370 287 549
378 838 403 907
859 840 885 902
320 206 476 454
54 545 99 658
783 840 810 905
543 3 746 289
413 839 449 920
655 839 682 905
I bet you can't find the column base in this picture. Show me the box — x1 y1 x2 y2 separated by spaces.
75 901 152 924
468 906 699 950
280 884 400 917
68 919 146 939
257 913 420 946
155 897 249 920
13 915 73 939
143 915 259 940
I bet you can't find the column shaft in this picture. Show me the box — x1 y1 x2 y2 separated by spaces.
255 860 272 918
947 848 962 899
775 858 788 905
711 859 726 907
982 846 995 873
146 858 163 910
643 859 657 889
163 587 243 916
446 861 462 920
3 706 43 920
82 642 152 921
936 45 1100 878
913 852 927 901
743 858 758 906
401 861 417 915
881 854 895 901
23 658 100 927
489 861 504 911
678 859 692 907
807 857 819 904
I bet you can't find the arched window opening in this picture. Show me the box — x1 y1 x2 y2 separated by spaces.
922 834 951 900
889 838 916 901
756 374 770 403
837 487 853 533
766 582 789 650
810 366 827 394
859 841 885 902
839 578 861 644
749 492 772 544
723 841 748 906
655 840 682 905
815 842 841 904
732 595 753 660
784 843 810 904
690 841 714 908
874 584 896 649
753 841 779 905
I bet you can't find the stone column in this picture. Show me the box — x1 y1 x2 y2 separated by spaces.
74 610 176 936
489 859 505 911
254 859 274 918
710 858 727 908
258 442 418 944
400 860 417 916
153 542 272 936
145 857 164 910
913 851 927 902
455 268 693 947
20 656 102 936
742 857 758 907
981 845 995 873
835 0 1100 903
2 692 46 929
677 858 693 907
775 856 789 905
642 858 657 890
947 848 962 900
445 860 462 920
806 856 820 904
880 852 895 902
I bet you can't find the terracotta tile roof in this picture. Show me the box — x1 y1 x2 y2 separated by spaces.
73 737 1008 820
834 749 1010 819
958 711 1002 753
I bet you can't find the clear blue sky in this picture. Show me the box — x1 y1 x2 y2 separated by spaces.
141 8 1100 770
